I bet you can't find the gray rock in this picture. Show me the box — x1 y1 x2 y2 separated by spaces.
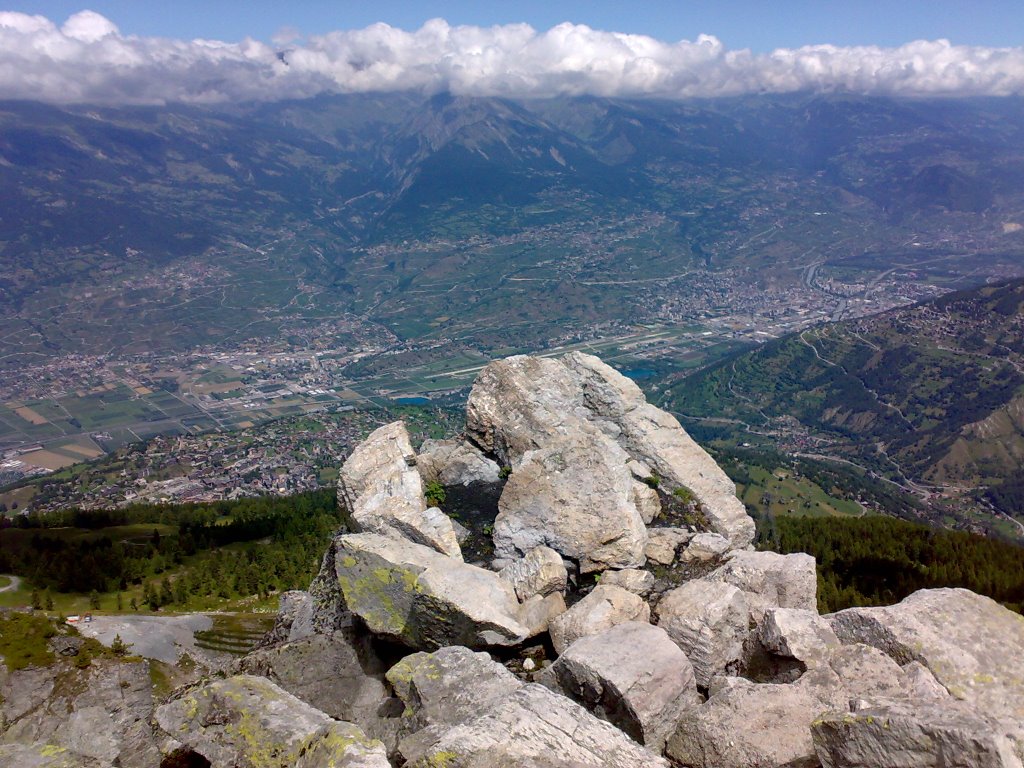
47 636 84 657
667 669 845 768
155 675 388 768
236 630 389 737
708 550 818 620
466 354 587 464
812 699 1024 768
0 658 160 767
549 584 651 655
0 744 106 767
299 540 354 637
758 607 840 665
600 568 656 597
400 683 670 767
900 661 951 701
386 646 522 732
824 642 918 702
494 432 647 573
827 588 1024 722
256 590 312 648
644 527 691 566
333 533 532 650
339 421 461 559
518 592 568 636
547 621 699 752
561 352 755 547
417 439 502 486
656 579 750 688
465 353 753 559
680 532 732 563
632 481 662 524
499 545 568 601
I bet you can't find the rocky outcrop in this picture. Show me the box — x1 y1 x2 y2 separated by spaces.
548 584 651 654
758 607 841 666
812 699 1024 768
667 668 846 768
332 533 534 650
155 675 389 768
466 353 755 562
494 432 647 572
828 588 1024 722
0 744 107 767
339 421 462 559
385 646 522 735
681 532 732 563
600 568 655 597
545 622 699 752
498 545 568 601
561 352 755 546
632 481 662 524
396 675 670 767
644 527 692 566
0 658 160 767
656 579 750 688
236 628 390 738
708 550 818 621
416 439 501 486
388 646 669 766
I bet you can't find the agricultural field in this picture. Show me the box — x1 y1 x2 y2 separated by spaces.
736 465 863 519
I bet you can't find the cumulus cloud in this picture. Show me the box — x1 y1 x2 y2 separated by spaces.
1 11 1023 104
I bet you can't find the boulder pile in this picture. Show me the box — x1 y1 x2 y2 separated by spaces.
140 353 1024 766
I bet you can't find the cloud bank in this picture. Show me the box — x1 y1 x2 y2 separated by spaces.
2 10 1024 105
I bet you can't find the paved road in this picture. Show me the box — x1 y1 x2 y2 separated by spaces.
0 574 21 593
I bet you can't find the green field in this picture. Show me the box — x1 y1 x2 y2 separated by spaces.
738 465 863 518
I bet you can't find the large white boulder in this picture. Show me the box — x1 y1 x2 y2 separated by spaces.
495 433 647 572
338 421 461 559
708 550 818 621
656 579 750 688
546 622 699 752
466 354 755 557
549 584 651 655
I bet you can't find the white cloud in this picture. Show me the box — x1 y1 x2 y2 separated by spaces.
0 11 1023 104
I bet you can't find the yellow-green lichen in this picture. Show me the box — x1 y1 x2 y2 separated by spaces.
39 744 67 757
418 750 460 767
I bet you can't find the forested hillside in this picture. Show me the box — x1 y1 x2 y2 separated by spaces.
0 490 341 611
764 514 1024 614
670 278 1024 533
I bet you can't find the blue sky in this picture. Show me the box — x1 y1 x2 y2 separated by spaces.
5 0 1022 50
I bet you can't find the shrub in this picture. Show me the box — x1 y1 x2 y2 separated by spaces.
424 481 446 507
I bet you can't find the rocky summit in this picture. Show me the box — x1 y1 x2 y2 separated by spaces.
3 352 1023 768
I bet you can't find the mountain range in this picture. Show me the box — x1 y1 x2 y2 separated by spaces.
668 278 1024 536
3 92 1024 364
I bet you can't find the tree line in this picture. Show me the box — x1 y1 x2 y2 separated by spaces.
759 513 1024 614
0 490 341 604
